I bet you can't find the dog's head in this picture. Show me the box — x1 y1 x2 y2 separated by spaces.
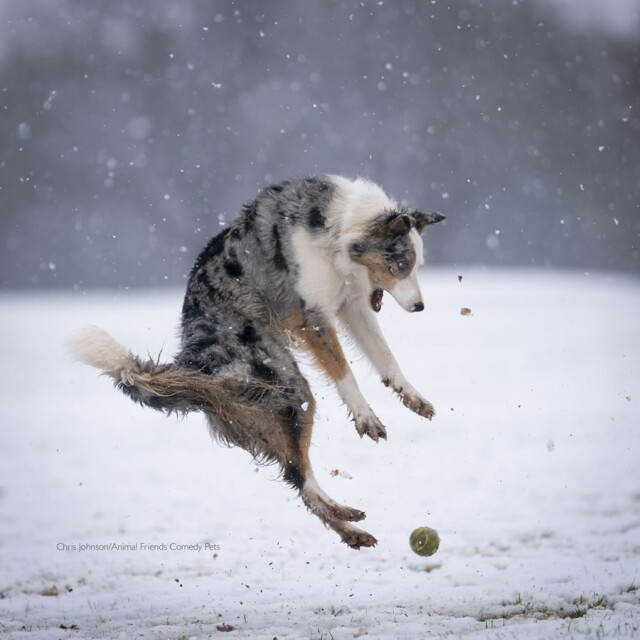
349 210 445 313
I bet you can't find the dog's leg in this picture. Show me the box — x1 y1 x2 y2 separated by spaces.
300 467 366 523
275 382 367 523
269 378 377 548
296 426 378 549
297 437 377 548
301 309 388 441
339 298 435 420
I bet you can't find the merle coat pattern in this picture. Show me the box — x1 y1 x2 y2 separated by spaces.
68 175 445 549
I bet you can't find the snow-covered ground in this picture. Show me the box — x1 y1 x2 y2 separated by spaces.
1 268 639 639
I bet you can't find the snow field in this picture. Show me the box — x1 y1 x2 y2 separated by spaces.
0 268 639 638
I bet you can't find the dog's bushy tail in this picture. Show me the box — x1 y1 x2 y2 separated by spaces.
66 327 263 421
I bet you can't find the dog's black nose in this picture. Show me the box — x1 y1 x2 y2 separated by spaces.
411 302 424 312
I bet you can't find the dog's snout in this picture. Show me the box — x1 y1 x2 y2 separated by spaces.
411 302 424 313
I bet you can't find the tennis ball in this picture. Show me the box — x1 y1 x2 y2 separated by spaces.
409 526 440 557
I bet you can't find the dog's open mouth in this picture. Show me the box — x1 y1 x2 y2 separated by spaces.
370 288 384 313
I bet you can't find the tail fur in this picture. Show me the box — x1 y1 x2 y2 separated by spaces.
66 327 270 421
66 327 141 386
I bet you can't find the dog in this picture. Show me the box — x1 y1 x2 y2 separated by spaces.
68 175 445 549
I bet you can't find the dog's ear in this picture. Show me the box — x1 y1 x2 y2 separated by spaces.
367 212 412 241
387 214 412 237
411 210 446 232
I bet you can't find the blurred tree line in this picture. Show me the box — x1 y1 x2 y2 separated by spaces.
1 0 638 288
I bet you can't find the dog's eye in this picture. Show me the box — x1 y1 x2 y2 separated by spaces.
390 261 408 275
388 261 407 275
387 259 410 275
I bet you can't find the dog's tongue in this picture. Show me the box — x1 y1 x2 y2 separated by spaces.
370 288 384 312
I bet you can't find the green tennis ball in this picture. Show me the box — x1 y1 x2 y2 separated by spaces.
409 526 440 557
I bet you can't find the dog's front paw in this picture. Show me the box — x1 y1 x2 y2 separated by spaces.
384 379 435 420
401 393 435 420
353 413 387 442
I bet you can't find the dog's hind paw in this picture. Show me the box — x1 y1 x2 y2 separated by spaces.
342 529 378 550
301 489 366 523
328 503 366 522
332 522 378 549
353 414 387 442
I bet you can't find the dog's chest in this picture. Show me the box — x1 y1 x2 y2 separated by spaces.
290 227 353 315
